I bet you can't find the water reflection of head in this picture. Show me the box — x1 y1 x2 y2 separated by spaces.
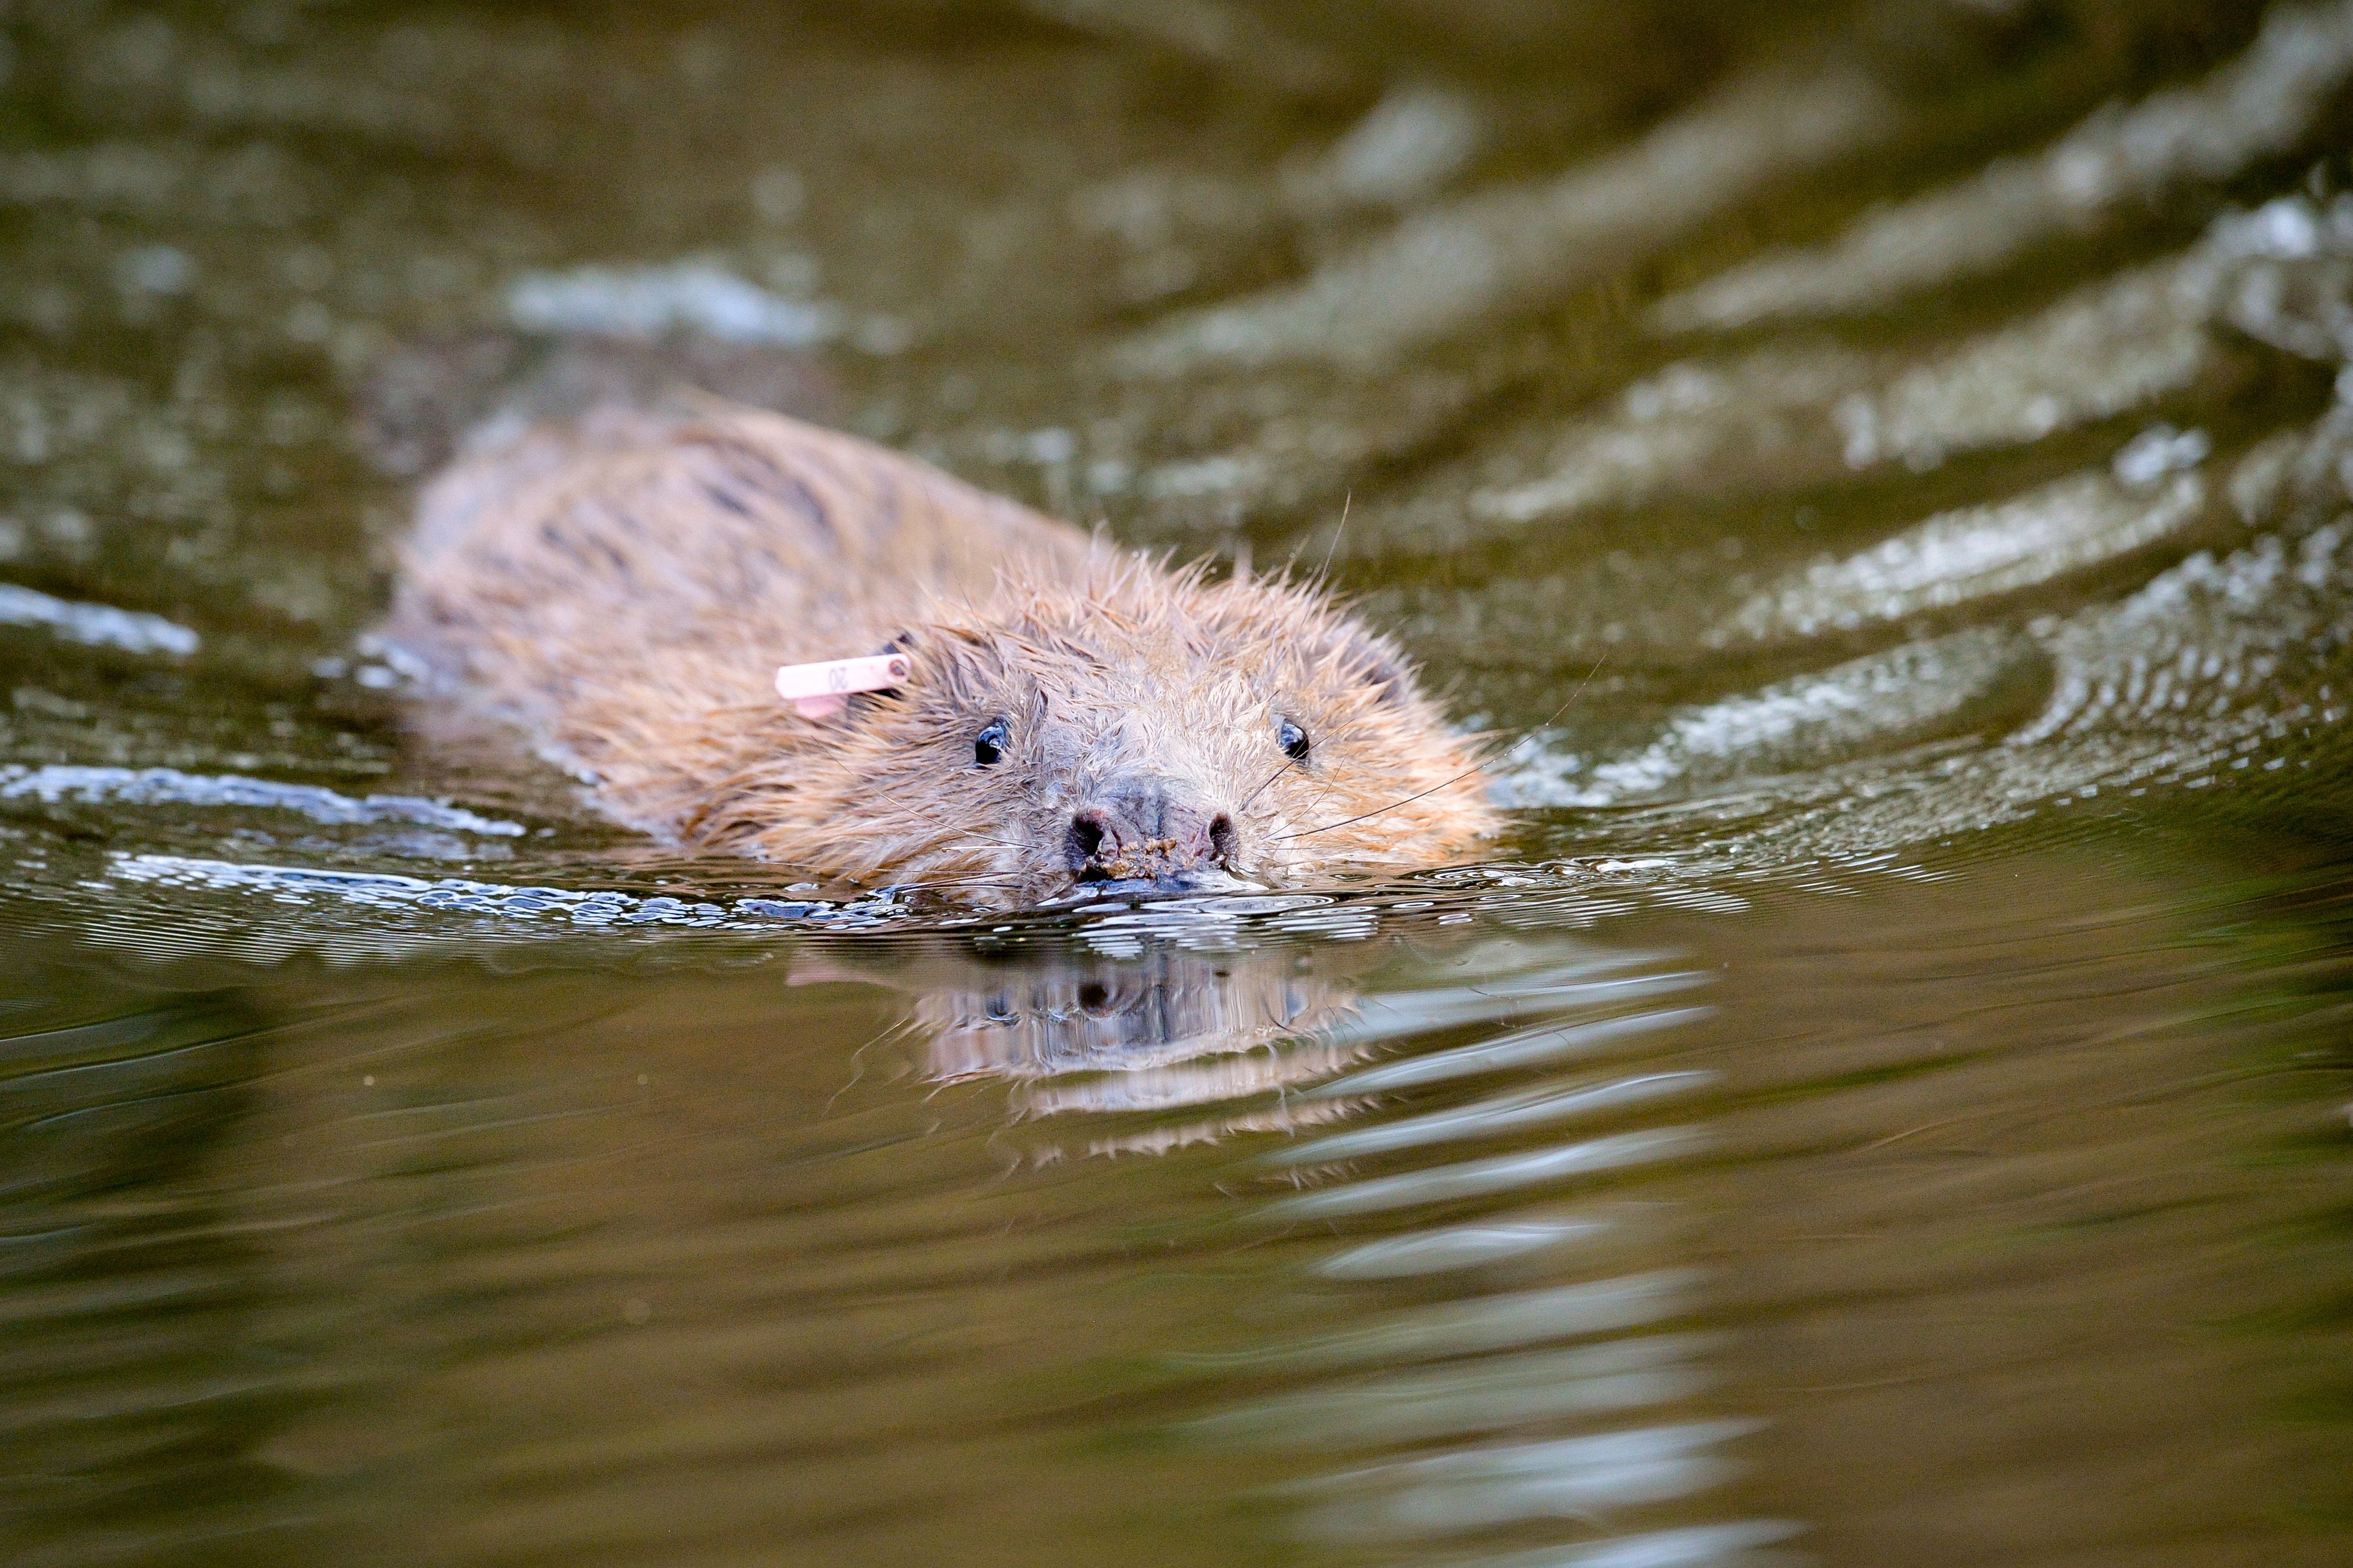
799 934 1371 1142
921 943 1366 1119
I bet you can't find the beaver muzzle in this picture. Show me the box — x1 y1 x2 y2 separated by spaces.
1066 774 1238 890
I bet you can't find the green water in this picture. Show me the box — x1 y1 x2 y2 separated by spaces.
4 3 2353 1564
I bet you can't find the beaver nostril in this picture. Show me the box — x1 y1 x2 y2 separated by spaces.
1068 811 1109 871
1208 814 1237 865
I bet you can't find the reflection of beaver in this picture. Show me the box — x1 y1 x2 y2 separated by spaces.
386 402 1497 904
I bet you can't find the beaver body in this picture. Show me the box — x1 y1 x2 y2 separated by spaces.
387 404 1497 904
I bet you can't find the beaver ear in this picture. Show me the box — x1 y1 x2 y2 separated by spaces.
837 627 987 715
832 632 918 724
1337 629 1416 706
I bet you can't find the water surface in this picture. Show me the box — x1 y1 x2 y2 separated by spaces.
4 4 2353 1564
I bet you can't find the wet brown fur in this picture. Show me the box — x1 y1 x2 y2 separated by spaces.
386 404 1498 905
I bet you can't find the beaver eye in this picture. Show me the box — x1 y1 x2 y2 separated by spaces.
973 720 1008 766
1277 719 1310 761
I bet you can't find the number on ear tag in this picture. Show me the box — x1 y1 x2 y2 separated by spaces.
774 653 911 720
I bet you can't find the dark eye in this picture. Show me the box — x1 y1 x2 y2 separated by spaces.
1277 719 1310 761
974 720 1008 766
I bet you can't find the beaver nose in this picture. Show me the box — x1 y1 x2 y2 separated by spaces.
1068 776 1237 881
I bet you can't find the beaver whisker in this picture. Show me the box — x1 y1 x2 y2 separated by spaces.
1234 759 1300 815
895 873 1030 894
1276 657 1606 843
1278 489 1352 588
901 860 1034 883
910 862 1029 878
1272 771 1490 843
1234 702 1393 820
1314 490 1352 586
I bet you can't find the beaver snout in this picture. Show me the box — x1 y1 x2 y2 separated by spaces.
1066 775 1238 884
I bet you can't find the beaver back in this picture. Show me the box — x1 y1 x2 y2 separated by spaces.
387 407 1093 732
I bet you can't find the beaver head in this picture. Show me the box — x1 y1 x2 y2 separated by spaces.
695 559 1499 906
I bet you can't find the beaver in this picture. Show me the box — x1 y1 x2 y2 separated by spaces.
384 402 1498 905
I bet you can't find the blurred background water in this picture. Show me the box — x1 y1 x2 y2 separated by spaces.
2 2 2352 1564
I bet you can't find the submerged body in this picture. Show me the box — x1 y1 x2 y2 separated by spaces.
386 404 1497 904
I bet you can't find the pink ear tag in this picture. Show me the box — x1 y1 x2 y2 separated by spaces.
775 653 911 720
